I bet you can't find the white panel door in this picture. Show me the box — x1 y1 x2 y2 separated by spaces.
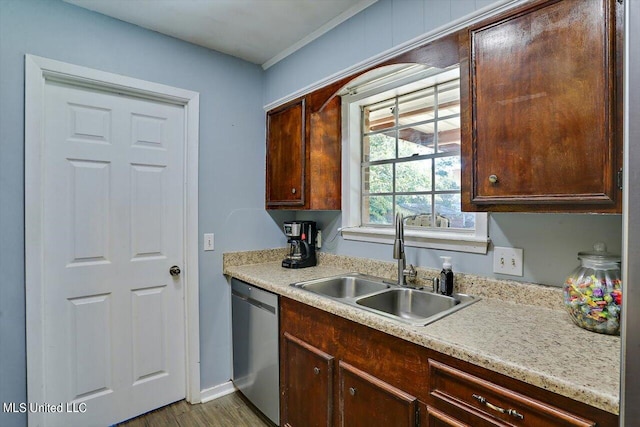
41 80 186 426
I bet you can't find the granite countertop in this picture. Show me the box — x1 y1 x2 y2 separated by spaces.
223 249 620 415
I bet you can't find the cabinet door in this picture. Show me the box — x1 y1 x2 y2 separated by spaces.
281 332 333 427
266 98 305 207
339 361 417 427
308 96 341 210
461 0 620 211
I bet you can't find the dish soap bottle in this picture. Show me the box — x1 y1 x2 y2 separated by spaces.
439 256 454 296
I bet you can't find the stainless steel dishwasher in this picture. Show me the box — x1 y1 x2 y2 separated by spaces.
231 278 279 425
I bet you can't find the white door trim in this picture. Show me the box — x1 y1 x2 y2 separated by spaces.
25 54 201 425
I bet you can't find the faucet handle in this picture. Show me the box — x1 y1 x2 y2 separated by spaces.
404 264 417 283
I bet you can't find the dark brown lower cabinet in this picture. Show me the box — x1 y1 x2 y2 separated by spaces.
339 361 417 427
280 330 418 427
281 332 333 427
279 297 618 427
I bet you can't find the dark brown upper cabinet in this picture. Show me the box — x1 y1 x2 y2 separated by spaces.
266 93 342 210
460 0 623 212
266 98 306 208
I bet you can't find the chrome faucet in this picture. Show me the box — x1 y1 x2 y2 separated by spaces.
393 213 417 287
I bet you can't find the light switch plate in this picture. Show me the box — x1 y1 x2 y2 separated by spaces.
204 233 214 251
493 246 523 276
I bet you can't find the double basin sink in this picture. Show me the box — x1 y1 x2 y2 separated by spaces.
291 273 478 326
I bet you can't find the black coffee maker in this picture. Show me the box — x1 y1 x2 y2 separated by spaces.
282 221 318 269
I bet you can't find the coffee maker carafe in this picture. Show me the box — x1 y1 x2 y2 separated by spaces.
282 221 317 269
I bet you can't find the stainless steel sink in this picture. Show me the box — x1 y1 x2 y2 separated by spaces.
293 274 390 298
356 288 476 325
291 273 479 326
356 288 458 320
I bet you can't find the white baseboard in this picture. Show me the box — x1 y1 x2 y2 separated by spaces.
200 381 237 404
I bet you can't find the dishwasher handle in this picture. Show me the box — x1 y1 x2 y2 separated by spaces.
232 289 276 314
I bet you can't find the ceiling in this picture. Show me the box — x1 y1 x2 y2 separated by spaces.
64 0 377 69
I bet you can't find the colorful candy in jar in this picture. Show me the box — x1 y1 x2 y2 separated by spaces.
562 243 622 335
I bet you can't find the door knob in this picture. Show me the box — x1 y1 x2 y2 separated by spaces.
169 265 181 276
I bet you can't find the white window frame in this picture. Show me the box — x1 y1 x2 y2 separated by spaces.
340 65 489 254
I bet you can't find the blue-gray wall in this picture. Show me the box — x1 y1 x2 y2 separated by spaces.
0 1 285 425
0 0 625 426
265 0 623 287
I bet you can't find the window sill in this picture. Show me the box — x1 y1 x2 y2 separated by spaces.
341 226 490 254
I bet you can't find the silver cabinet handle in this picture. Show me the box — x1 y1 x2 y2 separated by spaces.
472 394 523 420
349 387 356 396
291 188 296 194
489 174 499 184
313 367 320 375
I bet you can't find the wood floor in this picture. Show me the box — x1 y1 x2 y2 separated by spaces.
117 392 275 427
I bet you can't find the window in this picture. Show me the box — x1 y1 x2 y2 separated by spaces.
341 65 488 254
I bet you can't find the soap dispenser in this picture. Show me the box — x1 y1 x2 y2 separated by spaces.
439 256 454 296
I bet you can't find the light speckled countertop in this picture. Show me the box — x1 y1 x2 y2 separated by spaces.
223 249 620 415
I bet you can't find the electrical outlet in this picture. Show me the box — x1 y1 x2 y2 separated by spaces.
493 246 523 276
204 233 214 251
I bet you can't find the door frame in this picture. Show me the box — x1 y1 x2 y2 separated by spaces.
24 54 201 425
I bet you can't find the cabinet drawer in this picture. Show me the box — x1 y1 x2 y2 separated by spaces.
428 360 595 427
424 405 472 427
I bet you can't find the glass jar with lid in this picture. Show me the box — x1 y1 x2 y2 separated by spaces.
563 243 622 335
